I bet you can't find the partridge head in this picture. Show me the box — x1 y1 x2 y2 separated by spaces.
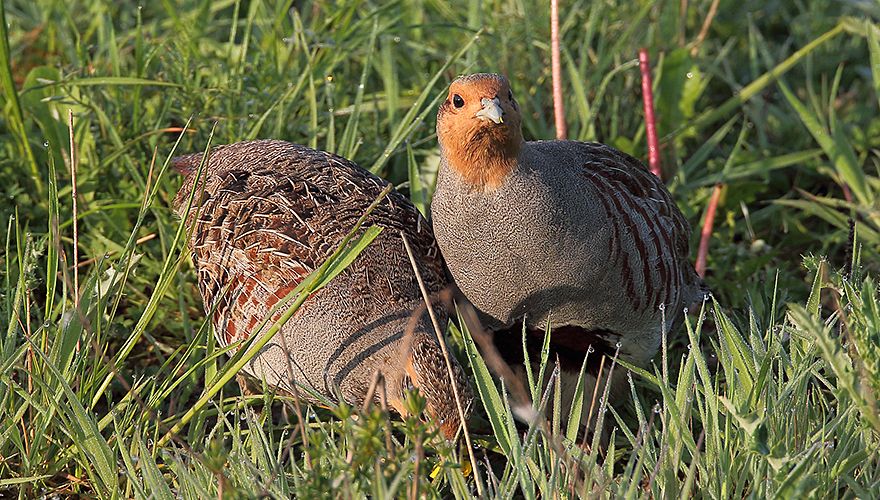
436 73 523 189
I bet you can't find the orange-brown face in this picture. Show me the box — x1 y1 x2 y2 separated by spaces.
436 73 523 189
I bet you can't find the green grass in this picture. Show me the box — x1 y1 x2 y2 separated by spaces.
1 0 879 497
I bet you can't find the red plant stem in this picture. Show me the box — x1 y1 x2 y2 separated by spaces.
695 183 723 278
639 48 661 179
841 182 853 203
551 0 567 139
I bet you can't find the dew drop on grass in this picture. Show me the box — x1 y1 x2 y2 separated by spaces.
103 252 111 260
393 36 401 43
687 344 692 351
653 403 662 414
683 307 689 314
658 303 666 312
43 141 49 147
686 72 694 79
587 345 595 354
615 341 622 349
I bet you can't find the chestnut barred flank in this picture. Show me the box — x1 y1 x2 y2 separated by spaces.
173 140 470 438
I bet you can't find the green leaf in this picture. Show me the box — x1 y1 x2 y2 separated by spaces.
564 354 589 443
867 20 880 111
406 142 427 216
51 76 182 87
138 435 175 500
26 340 117 494
805 261 823 316
313 225 383 292
776 77 871 205
457 320 512 455
0 0 42 193
674 21 847 139
369 31 482 174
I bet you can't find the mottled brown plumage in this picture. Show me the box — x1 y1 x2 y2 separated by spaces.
431 74 705 426
173 140 470 438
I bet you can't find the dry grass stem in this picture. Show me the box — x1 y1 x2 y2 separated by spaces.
400 230 483 496
690 0 720 56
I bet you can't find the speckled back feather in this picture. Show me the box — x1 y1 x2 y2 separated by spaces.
173 140 470 436
173 141 445 347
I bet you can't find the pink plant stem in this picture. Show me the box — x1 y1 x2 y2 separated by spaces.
551 0 567 139
639 48 661 179
841 182 853 203
695 183 723 278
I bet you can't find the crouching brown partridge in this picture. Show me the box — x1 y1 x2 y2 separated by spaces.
172 140 471 438
430 74 705 422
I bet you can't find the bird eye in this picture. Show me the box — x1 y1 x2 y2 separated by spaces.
452 94 465 108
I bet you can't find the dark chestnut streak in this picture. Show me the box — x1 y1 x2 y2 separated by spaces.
490 322 616 376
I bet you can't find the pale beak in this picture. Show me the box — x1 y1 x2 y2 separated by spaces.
475 97 504 124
